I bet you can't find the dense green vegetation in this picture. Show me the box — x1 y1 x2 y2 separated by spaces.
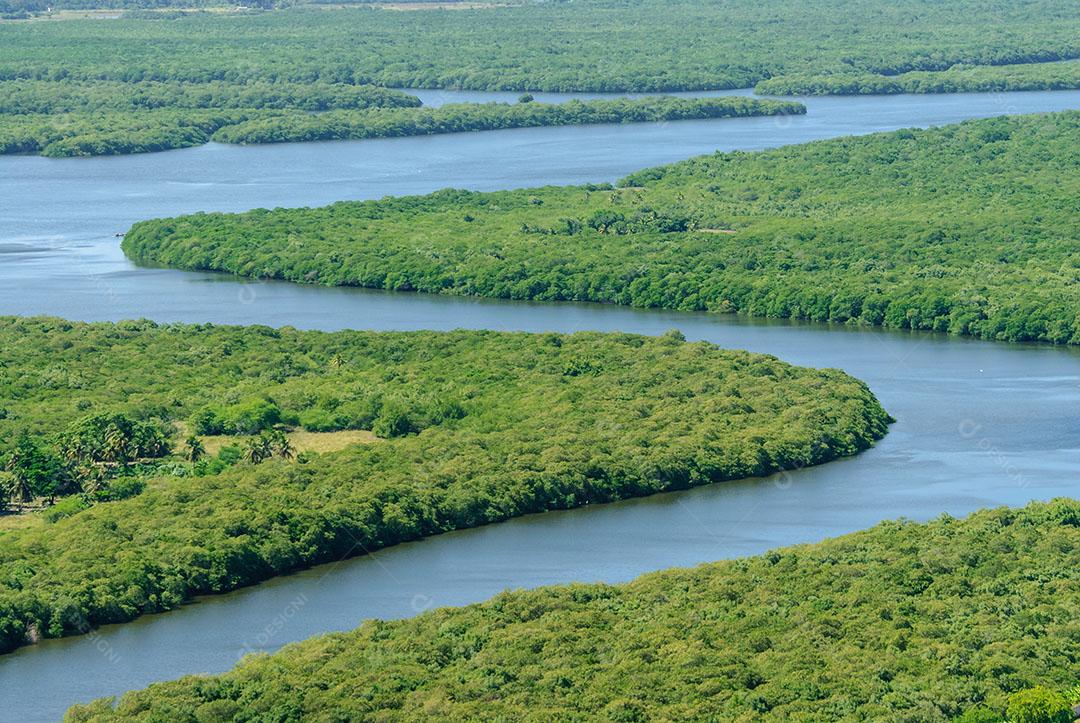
64 499 1080 721
0 79 421 114
0 109 252 156
3 1 1078 148
208 96 804 146
0 94 799 156
3 1 1080 91
2 413 171 511
0 317 890 654
0 78 426 155
755 59 1080 95
126 111 1080 345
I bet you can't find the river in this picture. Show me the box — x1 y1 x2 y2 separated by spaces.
0 88 1078 721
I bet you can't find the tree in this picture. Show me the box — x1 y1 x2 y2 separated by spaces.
185 436 206 463
955 706 1004 723
243 435 273 465
0 471 21 512
3 462 36 509
270 431 294 461
1006 687 1074 723
103 424 130 464
74 464 105 496
60 414 171 467
3 433 65 505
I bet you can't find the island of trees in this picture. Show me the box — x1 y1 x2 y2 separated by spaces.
124 111 1080 345
208 96 805 147
65 499 1080 721
0 317 891 655
0 92 802 157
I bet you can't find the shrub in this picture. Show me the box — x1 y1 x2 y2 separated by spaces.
1006 687 1074 723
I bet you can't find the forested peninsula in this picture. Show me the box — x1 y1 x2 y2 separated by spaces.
125 111 1080 345
65 499 1080 722
0 318 891 655
208 96 803 147
0 94 800 157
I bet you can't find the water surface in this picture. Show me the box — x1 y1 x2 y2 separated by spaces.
3 88 1080 319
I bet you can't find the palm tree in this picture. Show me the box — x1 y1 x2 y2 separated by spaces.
74 464 104 495
144 428 171 459
0 472 14 512
3 469 35 511
242 439 262 465
185 436 206 463
271 431 294 461
243 435 273 465
3 442 37 511
103 424 130 465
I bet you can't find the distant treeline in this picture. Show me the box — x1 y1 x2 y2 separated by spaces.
210 97 805 146
755 59 1080 95
0 95 802 157
0 318 890 655
2 1 1080 91
0 79 421 113
66 499 1080 721
125 111 1080 345
0 110 246 156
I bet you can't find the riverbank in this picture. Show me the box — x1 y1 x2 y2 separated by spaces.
1 95 802 157
0 318 890 656
65 498 1080 721
122 111 1080 345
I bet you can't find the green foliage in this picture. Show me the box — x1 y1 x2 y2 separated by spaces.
182 435 204 462
0 410 171 507
0 94 800 156
0 79 420 114
193 444 242 476
41 495 90 524
0 79 425 156
207 96 803 147
91 477 146 502
2 1 1079 92
957 707 1006 723
0 108 252 156
2 1 1077 151
126 111 1080 345
64 500 1080 721
60 413 172 465
191 399 282 435
755 59 1080 95
2 432 67 501
0 317 890 655
1005 687 1075 723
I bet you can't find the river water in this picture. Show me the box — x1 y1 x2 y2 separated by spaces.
0 89 1079 721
